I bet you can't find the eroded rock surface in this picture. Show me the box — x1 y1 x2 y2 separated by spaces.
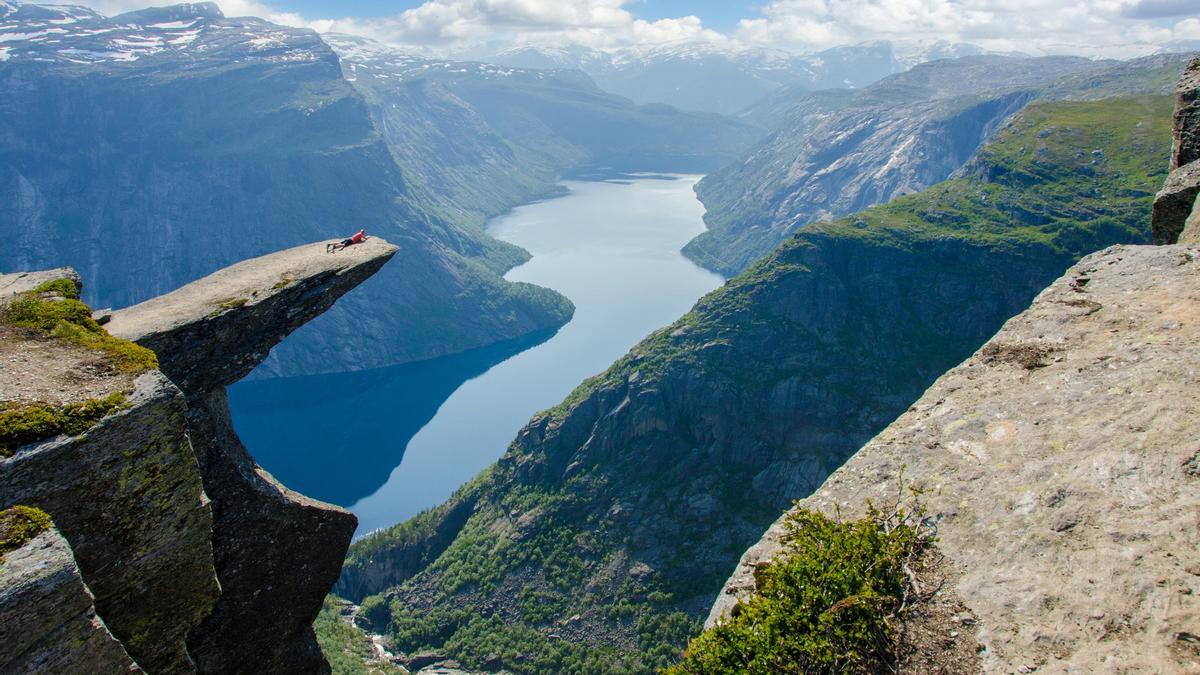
1171 57 1200 170
709 245 1200 672
0 372 218 673
1152 159 1200 244
109 238 396 673
1154 57 1200 244
0 528 140 673
108 238 398 394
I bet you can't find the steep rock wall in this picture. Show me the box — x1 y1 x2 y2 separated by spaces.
0 371 218 672
108 237 397 673
2 238 395 672
1155 57 1200 244
708 245 1200 671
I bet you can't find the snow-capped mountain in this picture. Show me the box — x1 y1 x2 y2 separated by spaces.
0 0 327 67
476 39 990 116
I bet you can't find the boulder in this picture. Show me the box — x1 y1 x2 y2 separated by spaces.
1152 159 1200 244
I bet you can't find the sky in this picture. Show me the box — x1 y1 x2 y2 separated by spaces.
69 0 1200 57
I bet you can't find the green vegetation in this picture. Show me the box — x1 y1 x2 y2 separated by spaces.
0 393 130 457
314 597 405 675
0 505 53 563
213 297 249 312
340 95 1175 673
2 281 158 374
668 505 931 674
691 54 1189 276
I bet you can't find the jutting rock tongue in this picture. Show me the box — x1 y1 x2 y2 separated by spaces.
1153 56 1200 244
108 238 398 673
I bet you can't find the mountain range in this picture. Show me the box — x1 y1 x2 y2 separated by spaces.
481 40 991 117
686 52 1194 276
0 1 756 377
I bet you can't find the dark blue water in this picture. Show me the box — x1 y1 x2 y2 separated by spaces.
229 174 723 535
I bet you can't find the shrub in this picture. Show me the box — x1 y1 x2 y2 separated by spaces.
666 503 932 675
0 393 130 457
0 505 53 563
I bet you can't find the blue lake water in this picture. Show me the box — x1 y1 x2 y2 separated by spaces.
228 174 723 536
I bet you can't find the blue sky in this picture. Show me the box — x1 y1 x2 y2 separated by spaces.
76 0 1200 57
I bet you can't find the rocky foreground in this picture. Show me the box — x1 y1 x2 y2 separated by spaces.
709 243 1200 671
1 238 395 672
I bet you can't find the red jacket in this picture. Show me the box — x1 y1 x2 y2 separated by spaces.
350 229 365 244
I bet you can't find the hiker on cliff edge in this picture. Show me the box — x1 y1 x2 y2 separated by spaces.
327 229 368 253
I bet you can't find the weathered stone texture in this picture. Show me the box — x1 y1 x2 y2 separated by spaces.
108 238 395 673
107 237 399 394
185 389 355 674
0 529 141 673
1152 159 1200 244
710 244 1200 672
1153 57 1200 244
1171 57 1200 170
0 372 218 673
1181 195 1200 244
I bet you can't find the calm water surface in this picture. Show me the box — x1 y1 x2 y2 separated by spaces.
229 174 723 535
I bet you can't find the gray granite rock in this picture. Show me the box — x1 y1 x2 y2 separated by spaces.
1170 57 1200 170
1152 159 1200 244
0 372 218 673
709 244 1200 672
0 528 141 673
109 238 396 673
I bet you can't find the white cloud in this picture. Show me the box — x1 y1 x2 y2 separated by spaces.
735 0 1200 57
66 0 1198 56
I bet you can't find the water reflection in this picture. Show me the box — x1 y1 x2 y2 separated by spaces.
227 328 556 506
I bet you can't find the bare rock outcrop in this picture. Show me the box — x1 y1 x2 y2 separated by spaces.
0 370 219 673
108 237 398 673
2 239 395 672
709 244 1200 672
1154 57 1200 244
1153 159 1200 244
0 526 140 673
1171 57 1200 170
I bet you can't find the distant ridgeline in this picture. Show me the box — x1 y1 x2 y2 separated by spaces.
0 1 756 378
335 88 1172 671
688 52 1195 276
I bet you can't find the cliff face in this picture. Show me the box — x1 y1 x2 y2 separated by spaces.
0 525 140 672
1154 57 1200 244
1 238 396 672
708 244 1200 671
1 371 218 672
338 96 1168 672
702 61 1200 672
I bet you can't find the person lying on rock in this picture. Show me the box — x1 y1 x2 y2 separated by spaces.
327 229 368 253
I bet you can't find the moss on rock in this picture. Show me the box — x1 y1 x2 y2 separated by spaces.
0 393 130 457
2 286 158 374
0 505 53 563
